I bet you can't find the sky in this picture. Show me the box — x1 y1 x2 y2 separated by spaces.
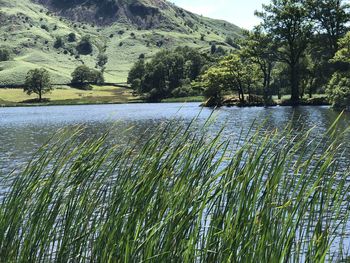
171 0 270 29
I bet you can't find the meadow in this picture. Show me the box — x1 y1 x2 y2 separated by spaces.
0 85 140 106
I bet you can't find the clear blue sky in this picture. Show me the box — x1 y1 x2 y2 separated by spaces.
171 0 269 29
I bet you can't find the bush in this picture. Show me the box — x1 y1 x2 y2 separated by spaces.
53 37 64 49
0 48 10 61
67 33 76 42
76 35 93 55
40 24 49 31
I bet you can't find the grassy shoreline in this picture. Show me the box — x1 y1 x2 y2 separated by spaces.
0 86 330 108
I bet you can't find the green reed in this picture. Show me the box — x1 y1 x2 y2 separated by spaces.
0 116 349 262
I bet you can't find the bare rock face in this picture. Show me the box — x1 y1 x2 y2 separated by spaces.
31 0 171 27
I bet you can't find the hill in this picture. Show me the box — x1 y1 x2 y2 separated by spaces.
0 0 242 85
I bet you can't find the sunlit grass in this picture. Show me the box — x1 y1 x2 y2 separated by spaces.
0 116 349 262
0 86 138 105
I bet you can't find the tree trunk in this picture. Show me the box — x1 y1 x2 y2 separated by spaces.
290 63 300 104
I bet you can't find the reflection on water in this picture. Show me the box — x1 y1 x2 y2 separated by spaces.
0 103 349 174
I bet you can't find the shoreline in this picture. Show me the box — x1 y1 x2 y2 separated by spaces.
0 99 332 109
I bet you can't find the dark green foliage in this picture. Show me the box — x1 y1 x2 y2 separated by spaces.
225 36 235 47
0 48 10 61
24 68 53 101
53 36 64 49
257 0 313 103
67 32 76 42
40 24 49 31
210 43 217 54
76 35 93 55
96 53 108 71
326 72 350 109
128 47 205 102
71 65 104 84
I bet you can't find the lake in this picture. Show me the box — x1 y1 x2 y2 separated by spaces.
0 103 349 175
1 103 350 259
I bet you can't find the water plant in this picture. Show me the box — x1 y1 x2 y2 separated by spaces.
0 117 349 262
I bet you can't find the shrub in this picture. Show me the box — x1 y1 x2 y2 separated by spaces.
0 48 10 61
76 35 93 55
53 37 64 49
67 33 76 42
40 24 49 31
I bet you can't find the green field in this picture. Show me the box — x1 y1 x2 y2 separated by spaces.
0 85 141 106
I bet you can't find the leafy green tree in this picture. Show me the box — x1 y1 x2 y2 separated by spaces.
306 0 349 54
326 72 350 110
24 68 52 101
128 59 145 87
96 53 108 73
53 36 64 49
76 35 93 55
71 65 104 85
201 67 226 106
220 54 260 103
241 27 276 104
200 54 261 104
128 47 206 102
68 33 76 42
332 32 350 64
326 32 350 110
0 48 10 61
211 43 217 54
257 0 313 103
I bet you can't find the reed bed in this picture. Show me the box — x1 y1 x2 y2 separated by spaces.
0 117 349 262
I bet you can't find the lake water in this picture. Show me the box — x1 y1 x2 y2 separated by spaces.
0 103 349 174
1 103 350 257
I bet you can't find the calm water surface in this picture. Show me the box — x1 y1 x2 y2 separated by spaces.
0 103 349 174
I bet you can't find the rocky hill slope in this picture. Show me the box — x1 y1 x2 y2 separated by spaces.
0 0 242 85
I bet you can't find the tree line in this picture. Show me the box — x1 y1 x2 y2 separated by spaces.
127 0 350 109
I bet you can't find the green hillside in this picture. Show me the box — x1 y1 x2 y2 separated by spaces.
0 0 242 85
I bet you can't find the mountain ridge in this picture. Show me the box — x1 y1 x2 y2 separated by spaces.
0 0 242 85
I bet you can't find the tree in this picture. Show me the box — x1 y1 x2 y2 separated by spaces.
257 0 313 104
53 36 64 49
127 59 145 88
306 0 349 55
200 54 261 105
71 65 104 85
326 32 350 110
24 68 53 101
96 53 108 72
220 54 260 103
127 47 206 102
76 35 93 55
326 72 350 110
0 48 10 61
211 43 217 54
68 33 76 42
201 67 226 106
241 27 276 104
